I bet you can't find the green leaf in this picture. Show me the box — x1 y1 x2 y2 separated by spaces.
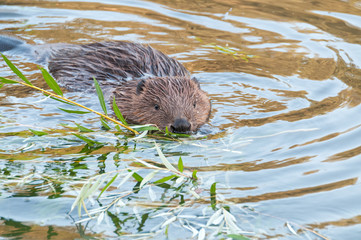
131 125 159 132
172 132 191 138
98 173 118 199
100 117 111 130
192 170 198 180
115 125 122 132
72 133 100 146
140 170 158 188
178 156 184 172
49 96 76 106
210 182 217 210
112 96 128 126
93 77 107 115
58 107 90 114
0 83 3 89
155 142 181 174
165 126 171 135
75 123 94 132
29 129 48 136
132 172 143 182
153 174 177 184
39 67 63 96
1 54 32 85
227 234 250 240
0 77 18 84
164 126 190 138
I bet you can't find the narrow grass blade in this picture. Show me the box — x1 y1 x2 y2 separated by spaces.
153 174 177 184
0 77 18 84
206 208 222 226
210 182 217 210
165 126 171 135
115 125 122 132
132 172 143 182
58 107 90 114
161 216 176 229
93 77 107 115
100 117 111 130
192 170 198 180
189 189 200 199
178 156 184 172
70 181 92 213
165 126 190 138
1 54 32 85
50 96 76 106
73 133 100 146
112 96 128 126
131 125 159 131
140 170 158 188
155 142 181 174
117 171 134 188
29 129 48 136
39 67 63 96
98 173 118 199
132 130 148 140
75 123 94 132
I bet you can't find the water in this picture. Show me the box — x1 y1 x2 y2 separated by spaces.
1 0 361 239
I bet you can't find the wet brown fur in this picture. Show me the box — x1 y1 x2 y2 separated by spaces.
48 41 211 132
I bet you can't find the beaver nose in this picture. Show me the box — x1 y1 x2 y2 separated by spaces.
170 118 191 133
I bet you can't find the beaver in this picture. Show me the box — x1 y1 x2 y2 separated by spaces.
0 36 211 133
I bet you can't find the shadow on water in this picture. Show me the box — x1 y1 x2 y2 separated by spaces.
1 0 361 239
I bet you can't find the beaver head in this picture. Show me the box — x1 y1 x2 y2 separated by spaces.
113 76 211 133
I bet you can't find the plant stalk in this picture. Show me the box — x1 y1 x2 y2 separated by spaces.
5 78 139 134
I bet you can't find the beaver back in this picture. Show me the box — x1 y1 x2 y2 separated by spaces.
48 41 190 91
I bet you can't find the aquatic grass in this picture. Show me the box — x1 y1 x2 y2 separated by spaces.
0 146 330 240
203 43 253 62
0 53 328 240
194 37 254 62
93 77 107 115
112 96 128 126
1 55 197 142
63 145 260 239
1 53 33 85
0 75 139 134
29 129 48 136
0 54 138 134
39 66 63 96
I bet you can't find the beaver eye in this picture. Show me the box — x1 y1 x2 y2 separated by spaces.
193 102 197 108
154 104 160 110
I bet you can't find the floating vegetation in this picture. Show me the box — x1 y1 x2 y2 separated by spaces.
204 43 253 62
194 37 254 62
0 53 139 134
0 55 328 240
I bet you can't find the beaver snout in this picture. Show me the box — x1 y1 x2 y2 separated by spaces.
170 118 191 133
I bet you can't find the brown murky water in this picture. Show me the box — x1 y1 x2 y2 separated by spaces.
1 0 361 239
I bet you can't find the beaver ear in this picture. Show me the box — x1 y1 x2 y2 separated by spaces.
191 77 200 88
136 79 146 95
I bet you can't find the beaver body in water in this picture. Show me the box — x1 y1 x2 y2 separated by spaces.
0 36 211 133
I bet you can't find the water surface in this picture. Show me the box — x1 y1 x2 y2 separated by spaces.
1 0 361 239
